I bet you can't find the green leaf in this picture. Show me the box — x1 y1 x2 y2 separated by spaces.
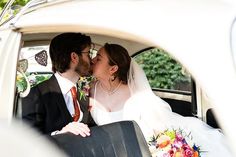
134 48 191 91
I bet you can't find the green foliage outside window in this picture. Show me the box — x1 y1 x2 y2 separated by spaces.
0 0 30 24
0 0 29 10
134 48 191 91
16 73 52 93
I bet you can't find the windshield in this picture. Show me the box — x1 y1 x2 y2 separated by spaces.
0 0 49 25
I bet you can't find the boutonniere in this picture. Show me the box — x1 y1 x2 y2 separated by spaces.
77 76 95 100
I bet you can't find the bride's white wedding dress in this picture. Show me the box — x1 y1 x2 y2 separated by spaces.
90 59 233 157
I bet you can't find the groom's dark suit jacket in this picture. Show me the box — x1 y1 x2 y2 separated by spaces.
22 75 95 134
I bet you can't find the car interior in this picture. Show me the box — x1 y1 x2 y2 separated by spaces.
15 32 220 128
14 32 221 156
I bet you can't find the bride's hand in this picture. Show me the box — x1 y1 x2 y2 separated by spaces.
58 122 91 137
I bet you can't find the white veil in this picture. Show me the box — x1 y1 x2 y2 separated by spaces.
123 59 233 157
124 59 175 136
127 58 152 95
127 58 171 111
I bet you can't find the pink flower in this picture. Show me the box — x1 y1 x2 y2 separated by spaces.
183 145 194 157
176 133 184 141
173 140 183 149
148 129 201 157
168 150 174 157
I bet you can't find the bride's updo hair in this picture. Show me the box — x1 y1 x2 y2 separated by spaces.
104 43 131 84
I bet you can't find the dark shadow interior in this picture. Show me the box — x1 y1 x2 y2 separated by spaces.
206 108 220 129
163 98 193 117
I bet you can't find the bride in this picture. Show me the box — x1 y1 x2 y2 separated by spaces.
89 43 233 157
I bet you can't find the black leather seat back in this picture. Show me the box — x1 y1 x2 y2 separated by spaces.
52 121 151 157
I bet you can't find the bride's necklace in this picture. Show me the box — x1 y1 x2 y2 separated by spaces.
100 81 122 95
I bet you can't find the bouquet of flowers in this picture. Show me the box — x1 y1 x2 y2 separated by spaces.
148 128 201 157
77 76 95 100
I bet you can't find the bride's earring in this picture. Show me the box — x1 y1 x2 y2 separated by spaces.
110 75 116 81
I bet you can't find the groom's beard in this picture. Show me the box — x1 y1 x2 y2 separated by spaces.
75 58 91 77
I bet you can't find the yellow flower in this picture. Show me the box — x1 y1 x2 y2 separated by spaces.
16 75 23 81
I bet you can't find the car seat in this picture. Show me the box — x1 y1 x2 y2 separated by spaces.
52 121 151 157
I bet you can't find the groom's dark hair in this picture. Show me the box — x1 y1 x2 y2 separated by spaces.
49 32 91 73
104 43 131 84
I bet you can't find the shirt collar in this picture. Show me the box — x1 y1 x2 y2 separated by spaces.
55 72 76 95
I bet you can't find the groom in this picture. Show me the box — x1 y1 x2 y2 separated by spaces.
22 33 95 137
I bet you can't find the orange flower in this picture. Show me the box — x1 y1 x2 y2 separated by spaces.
157 135 170 148
193 151 199 157
175 150 184 157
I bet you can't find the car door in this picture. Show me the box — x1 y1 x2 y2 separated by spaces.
0 29 21 119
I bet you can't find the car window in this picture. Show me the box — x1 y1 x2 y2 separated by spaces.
133 48 194 117
133 48 191 92
16 44 99 95
16 45 52 94
0 1 29 26
20 46 51 72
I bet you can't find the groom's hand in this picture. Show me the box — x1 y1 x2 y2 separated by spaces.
58 122 91 137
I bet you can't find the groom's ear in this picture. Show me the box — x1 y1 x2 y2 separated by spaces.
110 65 118 74
71 52 79 63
